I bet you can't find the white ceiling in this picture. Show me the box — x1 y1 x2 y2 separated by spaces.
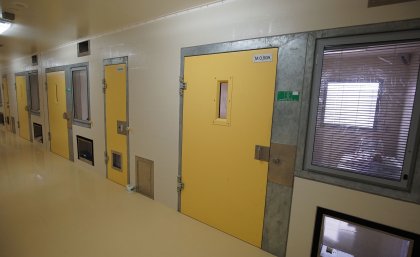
0 0 220 64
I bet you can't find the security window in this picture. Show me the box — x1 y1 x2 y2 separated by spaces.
305 33 420 189
71 66 90 127
324 82 379 128
29 73 40 114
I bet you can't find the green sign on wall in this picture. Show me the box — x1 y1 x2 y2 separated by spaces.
277 91 300 101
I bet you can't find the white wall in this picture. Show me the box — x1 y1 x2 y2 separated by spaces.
286 177 420 257
0 0 420 241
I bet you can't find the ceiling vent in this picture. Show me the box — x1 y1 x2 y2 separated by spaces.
31 55 38 66
77 40 90 57
1 12 15 21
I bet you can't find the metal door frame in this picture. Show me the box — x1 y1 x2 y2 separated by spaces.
1 74 11 132
45 66 74 161
28 70 41 116
15 71 33 142
178 37 286 211
103 56 130 185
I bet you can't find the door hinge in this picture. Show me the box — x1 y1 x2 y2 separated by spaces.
45 82 48 91
179 77 187 96
102 79 107 93
177 175 184 192
48 132 51 141
17 121 20 128
104 151 109 164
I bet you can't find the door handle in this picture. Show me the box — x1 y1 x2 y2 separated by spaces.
24 106 29 111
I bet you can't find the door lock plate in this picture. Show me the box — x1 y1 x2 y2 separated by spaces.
117 120 128 135
63 112 69 120
255 145 270 162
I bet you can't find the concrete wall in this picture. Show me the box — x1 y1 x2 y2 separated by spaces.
1 0 420 256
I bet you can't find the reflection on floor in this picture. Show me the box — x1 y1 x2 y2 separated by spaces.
0 129 274 257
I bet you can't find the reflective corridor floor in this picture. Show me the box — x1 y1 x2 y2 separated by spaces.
0 129 274 257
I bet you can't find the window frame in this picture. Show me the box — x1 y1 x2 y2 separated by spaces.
70 64 91 128
28 71 41 116
304 30 420 190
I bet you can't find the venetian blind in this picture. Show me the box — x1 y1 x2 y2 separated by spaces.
312 40 420 181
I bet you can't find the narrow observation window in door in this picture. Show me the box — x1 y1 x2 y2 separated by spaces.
218 82 228 119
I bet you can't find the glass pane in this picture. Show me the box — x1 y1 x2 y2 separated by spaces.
72 69 89 121
324 83 379 128
312 40 420 181
319 215 413 257
29 74 40 112
219 82 228 119
112 152 122 170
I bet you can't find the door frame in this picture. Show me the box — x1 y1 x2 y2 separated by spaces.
103 56 130 185
45 66 74 161
1 74 11 132
15 71 33 141
178 38 285 211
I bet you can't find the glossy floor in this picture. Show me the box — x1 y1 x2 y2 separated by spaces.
0 129 274 257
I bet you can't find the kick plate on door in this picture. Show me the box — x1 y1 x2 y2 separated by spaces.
117 120 128 135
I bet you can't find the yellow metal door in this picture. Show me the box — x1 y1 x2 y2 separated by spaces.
104 63 128 186
15 75 31 141
2 77 12 132
47 71 70 159
181 48 278 247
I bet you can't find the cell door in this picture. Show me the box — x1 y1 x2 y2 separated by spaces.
2 77 12 132
104 59 129 186
15 75 31 141
181 48 278 247
47 71 71 160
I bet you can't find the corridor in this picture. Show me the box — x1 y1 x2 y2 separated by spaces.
0 129 273 257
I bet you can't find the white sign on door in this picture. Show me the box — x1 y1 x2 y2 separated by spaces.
253 54 273 63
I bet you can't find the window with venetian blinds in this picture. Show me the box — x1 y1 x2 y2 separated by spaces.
306 37 420 188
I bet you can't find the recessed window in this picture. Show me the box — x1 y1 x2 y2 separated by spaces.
112 151 122 171
214 80 232 126
29 73 40 114
311 208 420 257
71 66 90 126
305 34 420 189
324 82 379 128
218 82 228 119
77 136 94 166
33 123 43 143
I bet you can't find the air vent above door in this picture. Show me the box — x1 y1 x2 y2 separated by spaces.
77 40 90 57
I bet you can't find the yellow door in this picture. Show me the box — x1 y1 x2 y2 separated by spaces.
47 71 70 159
15 75 31 141
2 77 12 132
181 48 278 247
104 63 128 186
